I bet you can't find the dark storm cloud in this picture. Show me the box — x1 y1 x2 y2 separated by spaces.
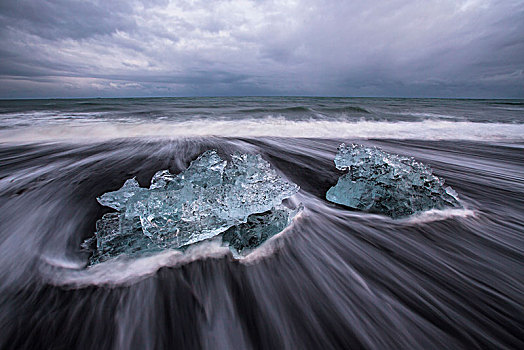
0 0 138 40
0 0 523 98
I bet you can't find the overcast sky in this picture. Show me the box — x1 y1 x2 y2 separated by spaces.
0 0 523 98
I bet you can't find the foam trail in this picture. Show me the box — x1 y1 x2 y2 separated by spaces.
44 239 232 288
1 130 523 349
400 208 477 224
1 119 524 143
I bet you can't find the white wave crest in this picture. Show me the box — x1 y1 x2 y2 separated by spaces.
1 119 524 143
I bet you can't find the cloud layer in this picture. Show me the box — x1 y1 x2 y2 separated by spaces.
1 0 523 98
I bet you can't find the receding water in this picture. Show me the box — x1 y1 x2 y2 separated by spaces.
0 97 523 349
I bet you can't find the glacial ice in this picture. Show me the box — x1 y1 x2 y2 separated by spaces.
326 143 460 218
222 204 302 257
97 178 147 211
86 150 300 265
83 213 160 265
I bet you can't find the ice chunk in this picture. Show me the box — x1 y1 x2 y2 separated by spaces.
326 144 460 218
85 150 300 265
134 151 299 248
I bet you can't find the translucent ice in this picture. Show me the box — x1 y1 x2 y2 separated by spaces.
85 150 300 265
82 213 160 265
326 143 460 218
97 178 147 211
129 150 299 248
222 204 302 257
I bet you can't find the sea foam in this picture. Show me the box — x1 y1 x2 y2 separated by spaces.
1 118 524 143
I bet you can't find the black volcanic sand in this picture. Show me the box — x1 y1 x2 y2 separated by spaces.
0 138 523 349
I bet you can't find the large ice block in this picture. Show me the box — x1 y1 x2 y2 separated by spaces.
326 144 460 218
85 150 300 265
134 151 299 248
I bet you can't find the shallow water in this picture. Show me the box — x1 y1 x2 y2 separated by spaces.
0 98 523 349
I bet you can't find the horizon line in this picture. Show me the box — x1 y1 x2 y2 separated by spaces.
1 95 523 101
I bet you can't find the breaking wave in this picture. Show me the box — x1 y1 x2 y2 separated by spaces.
1 119 524 143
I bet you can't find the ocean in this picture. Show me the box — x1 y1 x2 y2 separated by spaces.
0 97 523 349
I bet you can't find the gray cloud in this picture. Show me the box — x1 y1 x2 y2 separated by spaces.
0 0 523 98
